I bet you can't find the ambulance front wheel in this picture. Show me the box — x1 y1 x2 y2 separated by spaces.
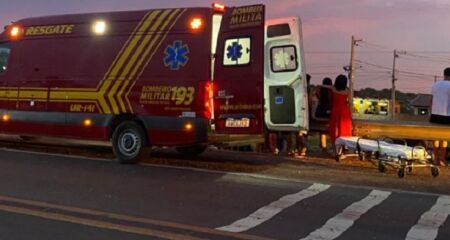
112 121 149 164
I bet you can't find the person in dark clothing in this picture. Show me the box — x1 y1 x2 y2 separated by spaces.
313 77 333 120
310 77 334 153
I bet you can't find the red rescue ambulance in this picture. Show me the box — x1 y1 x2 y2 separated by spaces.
0 3 308 163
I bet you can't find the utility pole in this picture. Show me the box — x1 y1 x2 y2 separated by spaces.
391 49 398 120
348 35 362 112
391 49 406 120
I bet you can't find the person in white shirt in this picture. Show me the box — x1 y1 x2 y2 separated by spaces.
430 67 450 124
430 67 450 166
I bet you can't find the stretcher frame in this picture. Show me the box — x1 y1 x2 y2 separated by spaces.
335 136 440 178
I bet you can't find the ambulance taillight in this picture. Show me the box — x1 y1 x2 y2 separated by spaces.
212 3 226 12
198 81 214 119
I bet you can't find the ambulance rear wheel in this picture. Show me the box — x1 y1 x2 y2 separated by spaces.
112 121 149 164
176 145 207 158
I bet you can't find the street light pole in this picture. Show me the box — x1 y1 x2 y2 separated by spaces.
391 49 406 120
348 35 362 112
391 49 398 120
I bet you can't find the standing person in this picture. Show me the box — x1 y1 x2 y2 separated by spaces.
266 130 279 155
430 67 450 166
295 74 312 158
430 67 450 124
313 77 333 120
328 74 353 159
311 77 333 153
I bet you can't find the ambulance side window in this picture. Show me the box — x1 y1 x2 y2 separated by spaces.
223 37 251 66
270 45 297 72
0 42 11 74
267 24 291 38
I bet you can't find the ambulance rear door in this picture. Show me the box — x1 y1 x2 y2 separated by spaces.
213 4 265 134
264 17 308 131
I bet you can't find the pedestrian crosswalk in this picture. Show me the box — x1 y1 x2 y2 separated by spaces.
216 183 450 240
300 190 391 240
406 196 450 240
216 183 330 233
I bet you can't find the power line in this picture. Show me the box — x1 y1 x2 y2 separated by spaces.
356 59 440 77
355 59 392 70
401 53 450 63
305 51 391 54
359 40 393 51
308 65 344 69
308 71 344 75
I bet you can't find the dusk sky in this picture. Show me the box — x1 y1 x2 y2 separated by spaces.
2 0 450 94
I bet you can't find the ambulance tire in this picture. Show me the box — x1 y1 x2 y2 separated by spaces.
176 145 207 158
112 121 149 164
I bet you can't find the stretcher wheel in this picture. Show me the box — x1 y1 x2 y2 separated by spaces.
431 167 439 178
378 162 386 173
397 167 405 178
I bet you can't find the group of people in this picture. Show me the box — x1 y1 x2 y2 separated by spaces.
267 73 353 158
267 67 449 166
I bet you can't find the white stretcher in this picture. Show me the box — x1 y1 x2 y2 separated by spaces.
335 136 439 178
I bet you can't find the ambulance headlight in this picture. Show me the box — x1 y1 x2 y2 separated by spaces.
92 20 107 35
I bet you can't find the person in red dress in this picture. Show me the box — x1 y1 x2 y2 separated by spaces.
328 74 353 158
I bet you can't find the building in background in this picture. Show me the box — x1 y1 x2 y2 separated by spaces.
408 94 432 116
353 97 391 115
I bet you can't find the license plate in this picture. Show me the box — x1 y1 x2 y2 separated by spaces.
225 118 250 128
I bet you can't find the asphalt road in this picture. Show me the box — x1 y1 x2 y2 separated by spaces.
0 148 448 240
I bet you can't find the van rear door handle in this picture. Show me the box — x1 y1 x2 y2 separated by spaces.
215 95 234 99
216 90 234 99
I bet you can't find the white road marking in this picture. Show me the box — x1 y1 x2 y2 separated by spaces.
300 190 391 240
216 183 330 233
405 195 450 240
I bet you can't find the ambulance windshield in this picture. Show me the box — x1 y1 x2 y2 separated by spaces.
0 42 10 74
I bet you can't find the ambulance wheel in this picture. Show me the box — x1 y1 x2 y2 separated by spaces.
431 166 439 178
176 145 207 158
397 167 405 178
112 121 149 164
